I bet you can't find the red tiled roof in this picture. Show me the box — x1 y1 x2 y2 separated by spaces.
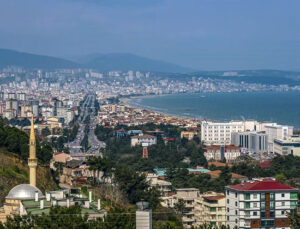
208 162 233 168
203 195 225 201
228 179 296 191
260 161 271 169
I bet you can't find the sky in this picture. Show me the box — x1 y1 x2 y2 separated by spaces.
0 0 299 71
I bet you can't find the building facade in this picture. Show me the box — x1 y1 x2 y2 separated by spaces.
273 135 300 156
225 178 298 229
201 121 245 145
231 131 268 154
204 145 241 162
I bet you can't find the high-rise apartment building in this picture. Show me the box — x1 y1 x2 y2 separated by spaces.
226 178 298 229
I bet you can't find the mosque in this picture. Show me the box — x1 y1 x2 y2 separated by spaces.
0 117 104 223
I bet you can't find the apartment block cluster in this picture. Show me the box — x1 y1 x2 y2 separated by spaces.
160 178 298 228
97 104 200 128
0 89 82 134
201 120 300 157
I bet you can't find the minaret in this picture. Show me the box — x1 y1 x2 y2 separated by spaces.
28 116 37 187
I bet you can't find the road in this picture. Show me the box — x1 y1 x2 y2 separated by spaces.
65 94 105 159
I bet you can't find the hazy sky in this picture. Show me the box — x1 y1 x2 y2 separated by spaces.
0 0 299 70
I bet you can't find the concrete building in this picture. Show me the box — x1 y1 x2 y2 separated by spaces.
195 192 226 228
181 130 198 140
204 145 241 162
226 178 298 229
146 173 171 196
201 121 245 145
131 134 157 147
273 135 300 156
231 131 268 154
264 124 294 152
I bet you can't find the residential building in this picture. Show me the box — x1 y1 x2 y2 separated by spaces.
146 173 172 196
231 131 268 154
195 192 226 228
204 145 241 162
273 135 300 156
181 130 198 140
131 134 157 147
225 178 298 229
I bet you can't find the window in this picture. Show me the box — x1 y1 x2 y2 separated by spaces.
253 220 257 225
235 193 237 198
261 193 265 200
244 202 250 209
281 210 285 215
270 193 274 200
261 220 274 227
291 201 297 208
270 201 275 209
227 199 229 204
261 212 266 218
244 193 250 200
235 201 237 207
270 211 275 217
253 211 257 216
253 203 257 208
235 219 238 224
281 193 285 198
261 202 265 210
227 208 229 212
210 207 216 212
253 194 257 199
227 216 229 221
281 202 285 206
235 210 238 215
290 192 298 199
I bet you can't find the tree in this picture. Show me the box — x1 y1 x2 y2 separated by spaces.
288 211 300 229
174 199 186 216
41 127 51 137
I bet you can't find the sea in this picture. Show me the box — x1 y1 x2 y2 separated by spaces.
128 91 300 129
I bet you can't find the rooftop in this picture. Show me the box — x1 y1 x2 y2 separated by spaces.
227 179 297 191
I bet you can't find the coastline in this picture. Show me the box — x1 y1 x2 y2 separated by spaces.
119 94 202 121
119 91 300 128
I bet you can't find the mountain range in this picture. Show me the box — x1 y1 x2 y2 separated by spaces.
0 49 193 73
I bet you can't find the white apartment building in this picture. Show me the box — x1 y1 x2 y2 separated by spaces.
226 178 298 229
131 134 157 147
264 124 294 152
201 121 245 145
273 135 300 156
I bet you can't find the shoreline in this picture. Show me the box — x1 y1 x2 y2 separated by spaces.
120 94 202 121
119 91 300 129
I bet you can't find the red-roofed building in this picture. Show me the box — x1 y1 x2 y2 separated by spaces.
225 178 298 229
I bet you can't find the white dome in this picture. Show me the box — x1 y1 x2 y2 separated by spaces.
6 184 44 200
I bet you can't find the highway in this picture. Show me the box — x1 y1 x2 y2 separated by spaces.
65 94 105 159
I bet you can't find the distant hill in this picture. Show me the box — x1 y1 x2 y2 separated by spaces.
187 69 300 86
78 53 194 73
0 49 80 70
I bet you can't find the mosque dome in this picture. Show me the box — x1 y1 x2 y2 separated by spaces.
6 184 44 200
